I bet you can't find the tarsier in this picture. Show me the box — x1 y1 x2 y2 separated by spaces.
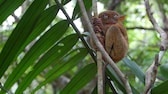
91 10 128 62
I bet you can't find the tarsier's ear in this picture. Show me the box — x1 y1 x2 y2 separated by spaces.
119 15 126 21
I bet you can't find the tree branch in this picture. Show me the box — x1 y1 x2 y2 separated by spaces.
144 0 168 93
92 0 104 94
143 54 159 94
108 0 124 10
77 0 132 94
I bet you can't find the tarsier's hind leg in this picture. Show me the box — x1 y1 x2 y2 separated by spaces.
105 25 128 62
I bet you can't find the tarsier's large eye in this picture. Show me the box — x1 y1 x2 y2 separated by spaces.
103 14 109 19
113 14 119 19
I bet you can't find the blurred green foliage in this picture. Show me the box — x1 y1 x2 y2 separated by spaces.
0 0 168 94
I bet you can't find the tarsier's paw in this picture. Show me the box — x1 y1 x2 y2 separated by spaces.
92 17 104 33
91 17 105 48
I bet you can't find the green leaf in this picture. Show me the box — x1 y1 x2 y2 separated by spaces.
20 5 59 52
0 0 25 25
152 80 168 94
106 65 139 94
4 20 69 89
0 0 48 78
46 48 88 81
72 0 92 19
60 63 96 94
15 34 78 94
123 57 145 84
160 63 168 79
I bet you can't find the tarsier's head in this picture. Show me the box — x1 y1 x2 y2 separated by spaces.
98 11 125 25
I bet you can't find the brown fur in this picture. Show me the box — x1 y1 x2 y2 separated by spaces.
92 11 128 62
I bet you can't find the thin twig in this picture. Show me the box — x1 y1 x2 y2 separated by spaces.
77 0 132 94
92 0 98 17
127 27 155 31
144 0 168 51
54 0 97 63
127 27 168 31
144 0 168 93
